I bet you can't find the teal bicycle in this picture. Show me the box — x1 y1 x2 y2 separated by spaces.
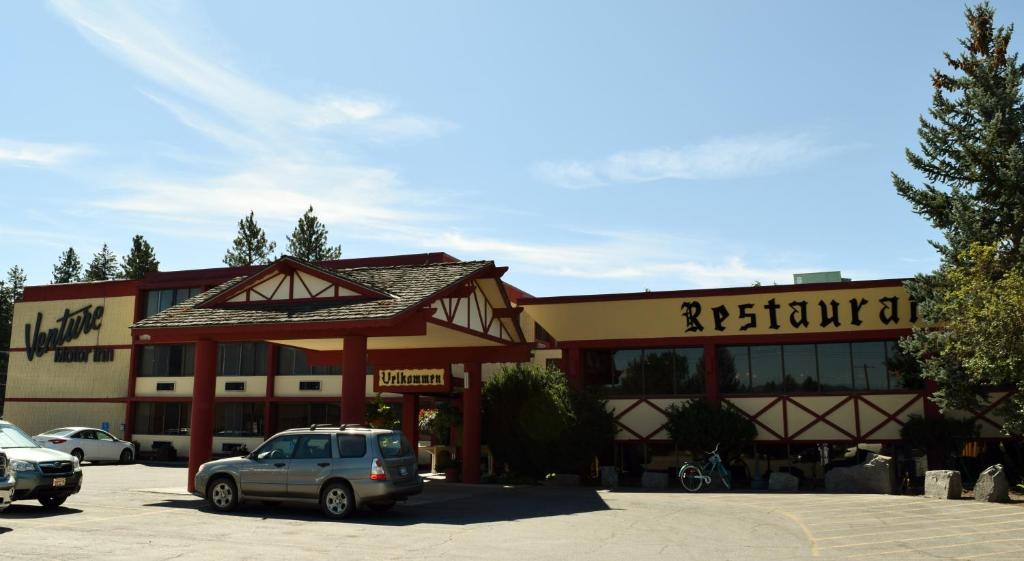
678 443 731 492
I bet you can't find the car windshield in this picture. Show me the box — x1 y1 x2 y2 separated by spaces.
376 433 412 458
0 425 41 448
41 428 75 437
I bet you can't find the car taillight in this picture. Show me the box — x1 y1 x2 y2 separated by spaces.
48 439 67 444
370 457 387 481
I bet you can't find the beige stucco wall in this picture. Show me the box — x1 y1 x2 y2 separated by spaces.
135 377 194 397
6 349 131 398
2 401 126 438
274 375 343 397
6 295 135 400
523 285 920 342
215 376 267 397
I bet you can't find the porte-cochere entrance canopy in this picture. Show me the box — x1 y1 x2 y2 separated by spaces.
131 255 531 489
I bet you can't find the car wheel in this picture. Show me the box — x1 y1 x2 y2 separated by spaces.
119 448 134 464
38 495 68 509
367 501 395 513
70 448 84 463
320 481 355 519
207 477 238 512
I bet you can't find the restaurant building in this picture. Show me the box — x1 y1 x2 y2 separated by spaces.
2 252 1009 487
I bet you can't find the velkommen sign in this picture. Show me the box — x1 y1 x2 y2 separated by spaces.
374 368 451 393
23 304 113 362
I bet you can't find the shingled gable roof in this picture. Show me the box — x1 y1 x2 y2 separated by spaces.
198 255 390 307
132 259 495 330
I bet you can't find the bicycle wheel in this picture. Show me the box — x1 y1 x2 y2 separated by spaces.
678 464 704 492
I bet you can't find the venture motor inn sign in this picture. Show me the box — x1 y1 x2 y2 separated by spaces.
23 304 115 363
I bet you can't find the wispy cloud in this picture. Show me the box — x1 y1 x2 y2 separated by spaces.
535 133 845 189
0 138 89 167
43 1 816 292
429 230 804 289
49 0 449 144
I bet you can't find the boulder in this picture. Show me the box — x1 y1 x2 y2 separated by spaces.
974 464 1010 503
641 471 669 489
600 466 619 488
768 471 800 492
924 470 962 499
825 453 893 494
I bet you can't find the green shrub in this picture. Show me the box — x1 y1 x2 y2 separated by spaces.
664 399 757 462
900 414 979 467
482 363 615 479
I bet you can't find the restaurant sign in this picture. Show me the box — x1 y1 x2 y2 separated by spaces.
374 368 451 393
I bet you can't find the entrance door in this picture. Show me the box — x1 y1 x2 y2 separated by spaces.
240 435 299 497
286 434 334 499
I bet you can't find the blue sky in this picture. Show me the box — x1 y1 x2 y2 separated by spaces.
2 1 1021 296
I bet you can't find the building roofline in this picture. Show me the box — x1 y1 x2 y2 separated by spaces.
518 278 911 306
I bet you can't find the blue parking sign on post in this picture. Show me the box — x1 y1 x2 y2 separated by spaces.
101 421 110 432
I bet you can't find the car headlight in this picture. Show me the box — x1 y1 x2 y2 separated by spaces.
10 459 36 472
71 456 81 470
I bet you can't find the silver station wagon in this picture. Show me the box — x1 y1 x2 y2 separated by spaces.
193 425 422 519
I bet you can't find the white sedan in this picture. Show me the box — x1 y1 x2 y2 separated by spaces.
33 427 135 464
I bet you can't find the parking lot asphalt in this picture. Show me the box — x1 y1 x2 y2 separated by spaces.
1 463 1022 560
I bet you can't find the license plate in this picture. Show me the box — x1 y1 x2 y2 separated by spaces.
52 477 66 487
398 466 408 476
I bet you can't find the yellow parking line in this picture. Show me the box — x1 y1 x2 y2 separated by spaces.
778 509 820 557
953 543 1024 560
826 525 1024 550
814 510 1024 537
816 517 1024 542
807 505 1015 527
843 537 1024 559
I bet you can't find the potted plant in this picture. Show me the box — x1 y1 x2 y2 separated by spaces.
426 402 462 445
365 394 400 429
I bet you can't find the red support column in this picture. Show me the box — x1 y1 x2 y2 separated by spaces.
462 362 482 484
187 339 218 493
703 343 720 406
565 347 582 390
341 335 368 425
124 344 139 442
264 344 278 438
402 393 419 450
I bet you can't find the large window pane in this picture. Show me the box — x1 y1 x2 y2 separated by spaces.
784 344 818 392
134 402 191 435
818 343 853 391
852 342 889 390
219 342 267 376
142 287 201 318
750 345 783 392
642 349 675 395
718 346 750 393
275 403 340 432
138 344 194 377
674 348 705 394
610 350 643 395
214 403 264 436
277 346 339 376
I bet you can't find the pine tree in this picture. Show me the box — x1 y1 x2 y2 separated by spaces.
224 211 277 266
285 206 342 261
893 3 1024 432
52 247 82 284
84 244 120 281
121 235 160 280
1 266 27 404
